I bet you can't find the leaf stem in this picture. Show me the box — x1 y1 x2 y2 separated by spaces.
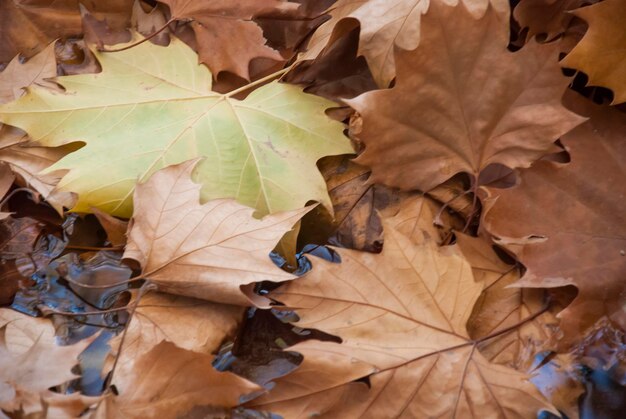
62 274 144 289
99 18 176 53
65 245 124 252
105 281 155 387
224 64 295 98
43 305 130 316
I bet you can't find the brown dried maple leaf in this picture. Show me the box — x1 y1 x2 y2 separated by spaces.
513 0 594 41
0 309 92 416
124 159 310 307
0 42 74 212
482 98 626 348
99 341 260 418
158 0 297 80
457 233 559 369
348 0 584 193
0 0 133 63
248 221 556 417
304 0 509 87
560 0 626 104
110 292 243 379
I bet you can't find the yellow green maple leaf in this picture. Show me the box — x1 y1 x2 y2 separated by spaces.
0 35 352 217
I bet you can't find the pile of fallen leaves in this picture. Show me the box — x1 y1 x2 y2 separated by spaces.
0 0 624 418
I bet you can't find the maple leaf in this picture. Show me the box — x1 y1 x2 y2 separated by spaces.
131 0 170 46
100 341 261 418
560 0 626 104
0 42 74 212
124 159 311 306
300 156 461 252
513 0 592 41
482 99 626 348
91 207 128 247
0 34 352 218
304 0 509 87
0 308 92 415
348 1 585 193
456 233 559 369
158 0 297 80
250 221 556 417
111 292 243 379
0 0 133 63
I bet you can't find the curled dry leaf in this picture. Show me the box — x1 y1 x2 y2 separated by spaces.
158 0 297 80
0 34 352 217
304 0 509 87
111 292 243 378
560 0 626 104
250 221 556 418
482 100 626 348
0 308 92 416
124 160 311 306
100 341 261 419
348 1 584 192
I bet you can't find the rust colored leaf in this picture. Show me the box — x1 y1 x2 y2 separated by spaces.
513 0 593 41
251 222 556 417
158 0 297 79
560 0 626 104
348 1 584 192
80 4 131 49
124 159 311 306
0 0 133 63
482 100 626 348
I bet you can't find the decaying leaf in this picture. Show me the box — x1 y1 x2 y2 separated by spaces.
348 1 584 192
0 34 352 218
102 341 261 418
158 0 297 79
251 221 556 417
304 0 509 87
482 100 626 347
124 160 310 306
560 0 626 104
0 308 92 415
0 0 133 63
513 0 592 41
